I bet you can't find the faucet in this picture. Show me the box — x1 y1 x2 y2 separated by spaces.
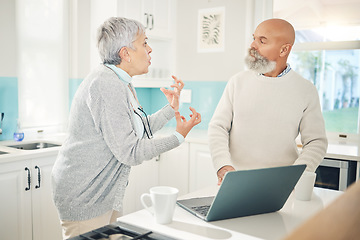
0 112 4 134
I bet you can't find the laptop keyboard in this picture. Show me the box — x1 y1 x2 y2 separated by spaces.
191 205 211 216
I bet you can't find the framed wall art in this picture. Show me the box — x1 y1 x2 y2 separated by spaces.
197 7 225 52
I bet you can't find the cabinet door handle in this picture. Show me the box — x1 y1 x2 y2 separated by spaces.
35 166 41 189
25 167 31 191
149 14 154 30
144 13 149 29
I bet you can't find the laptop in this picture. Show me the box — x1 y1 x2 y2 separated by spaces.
177 164 306 221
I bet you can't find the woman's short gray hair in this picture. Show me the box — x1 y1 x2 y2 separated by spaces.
97 17 145 65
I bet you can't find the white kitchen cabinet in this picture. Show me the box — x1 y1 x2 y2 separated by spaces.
0 155 62 240
117 0 177 88
117 0 175 39
189 143 218 192
158 142 189 196
142 0 174 38
31 156 62 240
0 159 32 240
123 157 160 215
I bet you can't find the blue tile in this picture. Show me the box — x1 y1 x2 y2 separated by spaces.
135 81 227 129
69 78 83 110
0 77 19 140
1 78 226 141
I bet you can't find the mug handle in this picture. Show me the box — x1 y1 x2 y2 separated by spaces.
140 193 154 215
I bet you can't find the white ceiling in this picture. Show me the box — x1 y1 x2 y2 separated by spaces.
273 0 360 29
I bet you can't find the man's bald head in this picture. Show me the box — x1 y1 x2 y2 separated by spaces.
257 18 295 46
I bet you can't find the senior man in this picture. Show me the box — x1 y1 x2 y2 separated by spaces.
209 18 327 184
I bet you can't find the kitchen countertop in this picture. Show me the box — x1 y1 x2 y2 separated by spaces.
1 128 359 163
326 141 360 161
117 185 343 240
178 128 360 162
183 129 357 162
0 133 67 163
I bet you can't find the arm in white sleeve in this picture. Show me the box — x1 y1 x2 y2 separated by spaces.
296 85 328 172
208 78 235 172
173 131 185 144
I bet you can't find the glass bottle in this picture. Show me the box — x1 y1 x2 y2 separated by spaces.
13 119 24 141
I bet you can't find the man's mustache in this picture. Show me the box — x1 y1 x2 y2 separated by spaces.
249 48 264 60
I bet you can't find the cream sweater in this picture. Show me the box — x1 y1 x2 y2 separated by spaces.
208 70 328 172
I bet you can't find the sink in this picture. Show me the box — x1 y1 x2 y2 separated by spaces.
7 142 61 150
0 151 9 155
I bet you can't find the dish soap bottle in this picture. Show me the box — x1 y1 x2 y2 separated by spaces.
13 120 24 141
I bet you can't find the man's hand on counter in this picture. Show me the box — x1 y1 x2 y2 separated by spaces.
217 165 235 185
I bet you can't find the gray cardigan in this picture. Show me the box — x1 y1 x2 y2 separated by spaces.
51 64 180 221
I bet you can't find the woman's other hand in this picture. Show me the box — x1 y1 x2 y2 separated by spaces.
175 107 201 138
160 75 184 111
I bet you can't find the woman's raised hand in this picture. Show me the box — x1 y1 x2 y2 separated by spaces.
160 75 184 111
175 107 201 138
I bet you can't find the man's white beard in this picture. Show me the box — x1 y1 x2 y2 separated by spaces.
245 48 276 74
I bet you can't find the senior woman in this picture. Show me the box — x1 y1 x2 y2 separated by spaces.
51 17 201 238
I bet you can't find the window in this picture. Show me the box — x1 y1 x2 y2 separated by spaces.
289 26 360 135
274 0 360 141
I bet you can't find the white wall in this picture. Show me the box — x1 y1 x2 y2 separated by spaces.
0 0 17 77
70 0 91 79
175 0 272 82
69 0 274 82
70 0 117 79
90 0 118 70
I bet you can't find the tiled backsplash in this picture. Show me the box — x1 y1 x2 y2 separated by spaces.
70 79 227 130
0 77 19 141
69 78 83 110
135 81 227 129
0 78 226 140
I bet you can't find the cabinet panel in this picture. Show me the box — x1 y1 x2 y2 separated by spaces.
142 0 153 30
117 0 143 22
116 0 176 88
189 143 218 192
158 143 189 196
0 160 32 240
32 156 62 240
0 155 62 240
146 0 172 37
117 0 174 39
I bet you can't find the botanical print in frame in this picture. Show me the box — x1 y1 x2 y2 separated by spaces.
197 7 225 52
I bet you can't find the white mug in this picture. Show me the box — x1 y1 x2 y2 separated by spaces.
140 186 179 224
295 171 317 201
